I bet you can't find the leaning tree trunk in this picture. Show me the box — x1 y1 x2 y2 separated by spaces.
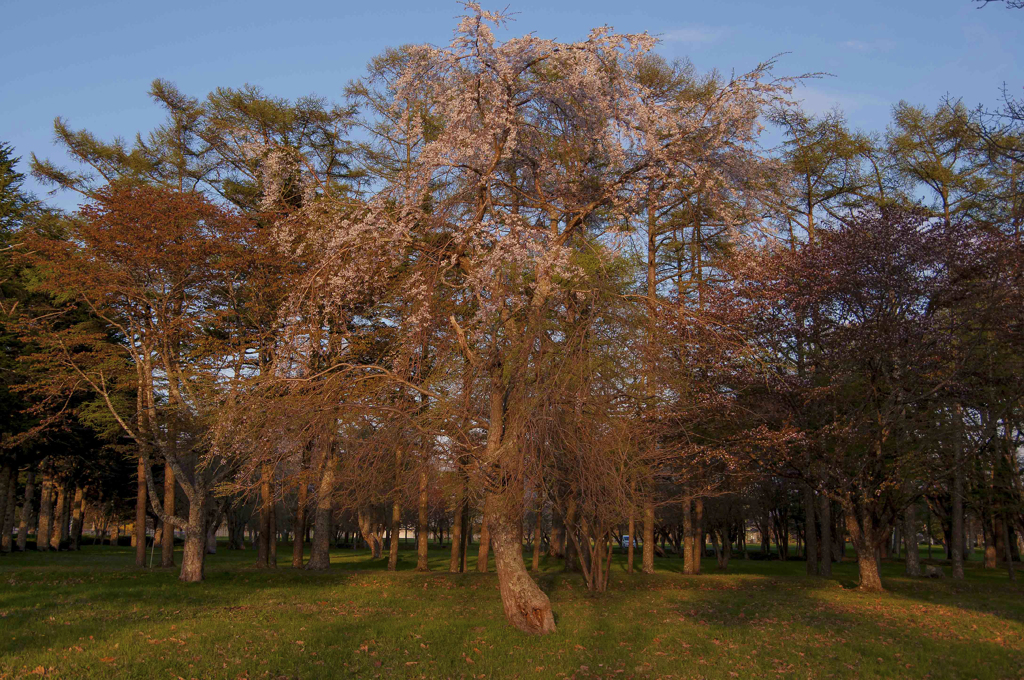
135 456 147 567
37 464 54 552
17 469 35 551
488 501 556 635
306 454 335 571
417 468 429 572
903 505 921 576
179 496 208 583
162 463 176 567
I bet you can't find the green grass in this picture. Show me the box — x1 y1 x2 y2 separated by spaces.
1 544 1022 679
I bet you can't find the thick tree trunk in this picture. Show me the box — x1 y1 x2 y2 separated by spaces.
488 503 556 635
818 494 832 577
135 456 147 567
70 486 84 550
388 497 401 571
1 471 15 552
417 469 429 572
17 469 35 551
162 463 175 567
37 464 54 552
804 484 818 576
682 496 695 575
179 497 208 583
692 498 704 575
642 502 655 574
846 510 884 592
904 505 921 576
306 454 335 571
292 472 308 568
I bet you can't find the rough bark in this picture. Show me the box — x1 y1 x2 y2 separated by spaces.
846 510 884 591
642 502 655 574
306 453 335 571
179 496 208 582
488 502 556 635
161 463 175 567
17 469 35 551
417 468 429 571
135 456 147 567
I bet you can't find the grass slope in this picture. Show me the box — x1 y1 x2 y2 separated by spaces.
1 545 1022 679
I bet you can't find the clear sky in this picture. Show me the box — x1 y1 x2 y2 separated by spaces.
2 0 1021 210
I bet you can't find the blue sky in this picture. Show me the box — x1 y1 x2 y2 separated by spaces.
2 0 1021 210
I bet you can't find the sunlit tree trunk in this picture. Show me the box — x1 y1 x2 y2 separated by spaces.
292 450 309 568
257 464 273 568
161 463 175 567
70 486 84 550
179 495 208 583
642 502 655 574
449 480 465 572
488 499 556 635
135 456 147 566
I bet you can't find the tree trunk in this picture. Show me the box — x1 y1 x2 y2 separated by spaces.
904 505 921 576
0 465 9 550
1002 514 1016 581
306 453 335 571
682 496 695 575
417 468 429 571
17 469 35 551
292 467 308 568
804 484 818 576
1 467 14 553
951 430 965 579
488 502 556 635
135 456 147 567
269 490 277 567
388 496 401 571
846 510 884 592
162 463 175 567
179 497 208 583
627 514 635 574
70 486 84 551
477 503 491 573
818 494 832 577
37 464 53 552
257 464 273 568
531 502 542 572
692 498 704 575
449 483 465 573
642 502 655 574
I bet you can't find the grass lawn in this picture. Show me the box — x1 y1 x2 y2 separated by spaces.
1 543 1022 679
